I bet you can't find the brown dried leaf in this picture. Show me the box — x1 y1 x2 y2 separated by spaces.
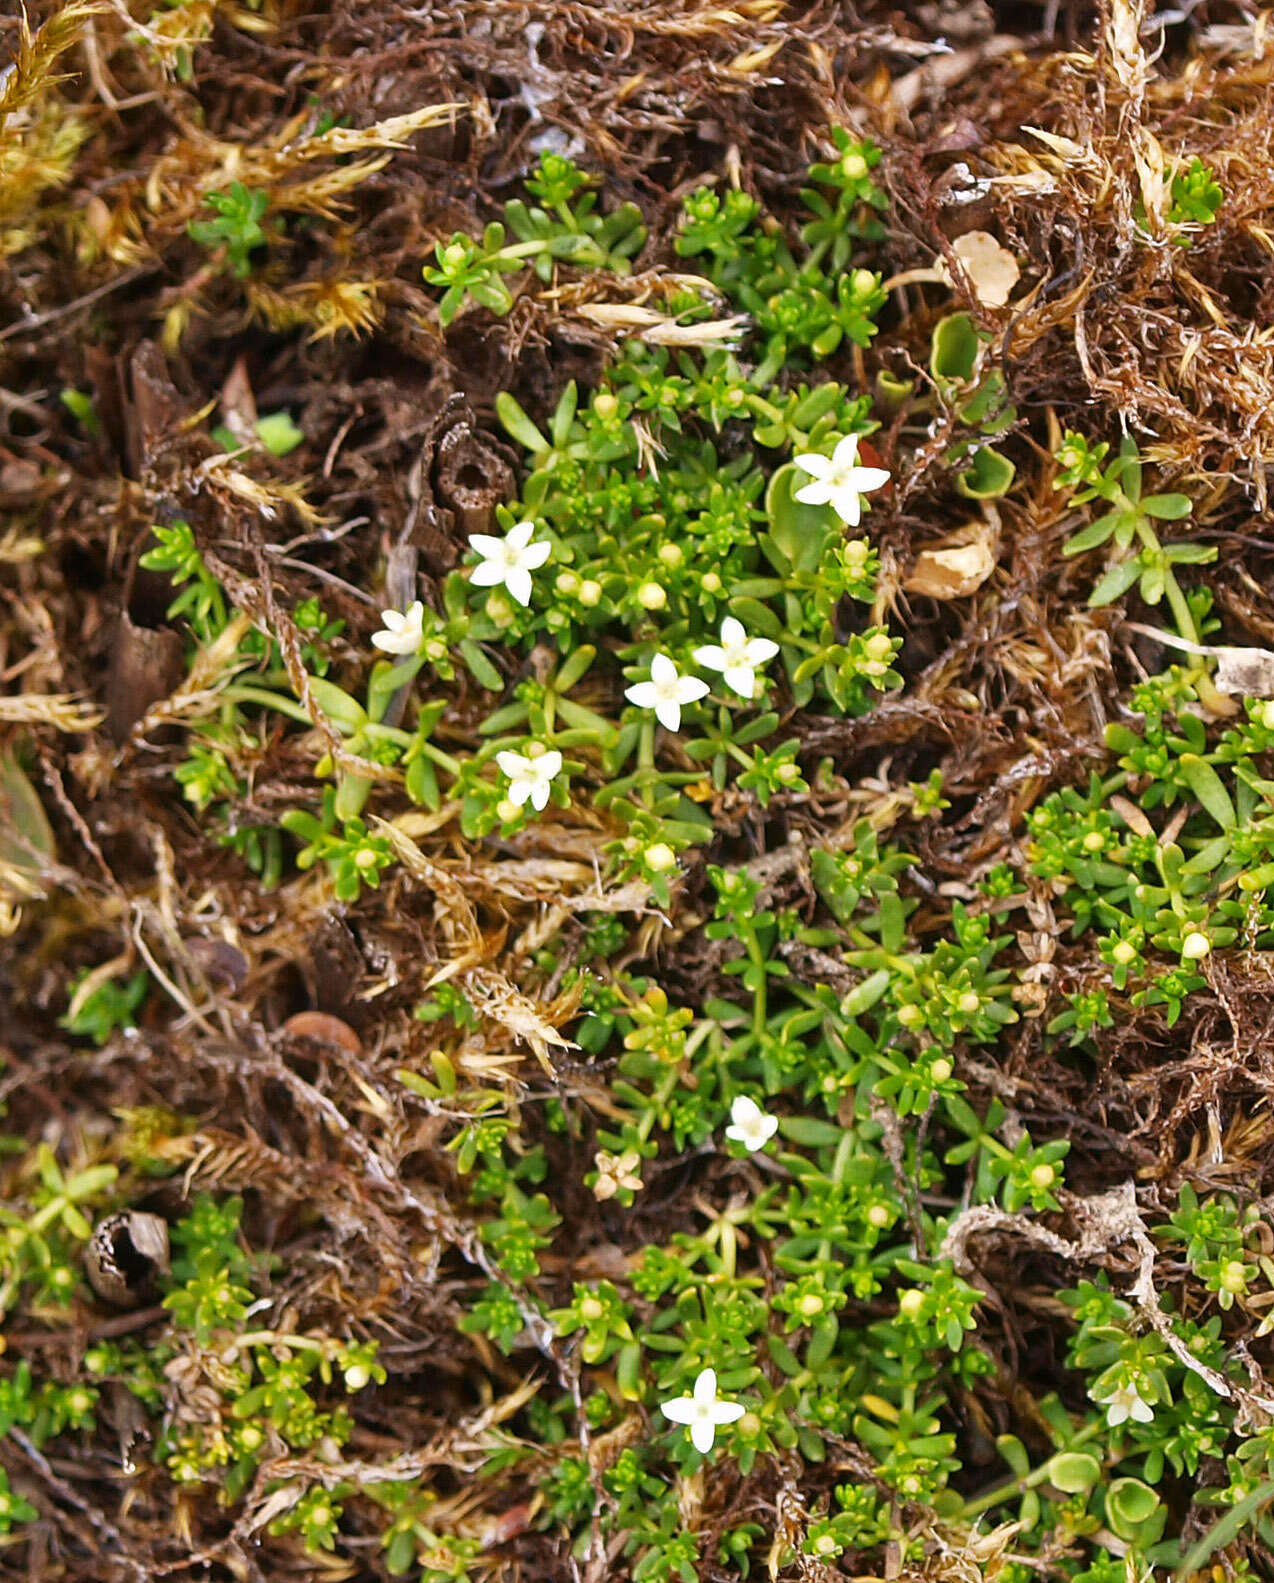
936 230 1021 308
905 520 999 599
1213 646 1274 699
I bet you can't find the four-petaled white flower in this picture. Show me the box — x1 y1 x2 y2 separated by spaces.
693 617 780 701
468 519 551 607
660 1368 745 1455
625 654 709 733
724 1095 779 1152
496 746 563 812
1102 1381 1154 1427
372 601 425 656
593 1149 643 1202
793 433 890 528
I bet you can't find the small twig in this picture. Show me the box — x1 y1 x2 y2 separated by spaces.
943 1181 1274 1417
0 266 157 344
5 1305 167 1348
7 1429 149 1581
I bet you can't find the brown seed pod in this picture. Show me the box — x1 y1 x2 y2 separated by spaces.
85 1212 170 1308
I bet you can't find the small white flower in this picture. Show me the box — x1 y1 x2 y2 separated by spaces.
495 746 563 812
793 433 890 528
693 617 780 701
468 519 551 607
1102 1381 1154 1427
625 653 709 733
593 1149 643 1202
660 1367 745 1455
724 1095 779 1152
371 601 426 656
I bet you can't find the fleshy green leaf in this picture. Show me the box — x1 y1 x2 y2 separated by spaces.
1181 753 1236 829
1087 557 1142 607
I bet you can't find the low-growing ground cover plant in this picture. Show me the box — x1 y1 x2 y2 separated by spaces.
5 4 1274 1582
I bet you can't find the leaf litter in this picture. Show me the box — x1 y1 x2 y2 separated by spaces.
5 1 1274 1580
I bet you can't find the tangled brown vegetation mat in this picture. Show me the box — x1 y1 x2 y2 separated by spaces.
7 1 1274 1581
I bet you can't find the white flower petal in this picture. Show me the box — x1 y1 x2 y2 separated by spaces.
693 644 727 673
660 1397 697 1425
676 676 710 705
719 616 746 648
505 567 533 606
690 1419 717 1455
522 540 552 570
625 682 658 711
693 1369 718 1406
506 520 536 549
793 452 832 480
655 700 682 732
1130 1395 1155 1423
496 751 530 778
832 434 862 468
722 663 757 699
745 636 779 664
854 466 891 492
649 653 679 688
829 487 863 527
530 780 551 811
731 1097 762 1128
713 1401 745 1426
539 751 563 778
468 534 504 558
469 561 505 588
794 479 834 507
